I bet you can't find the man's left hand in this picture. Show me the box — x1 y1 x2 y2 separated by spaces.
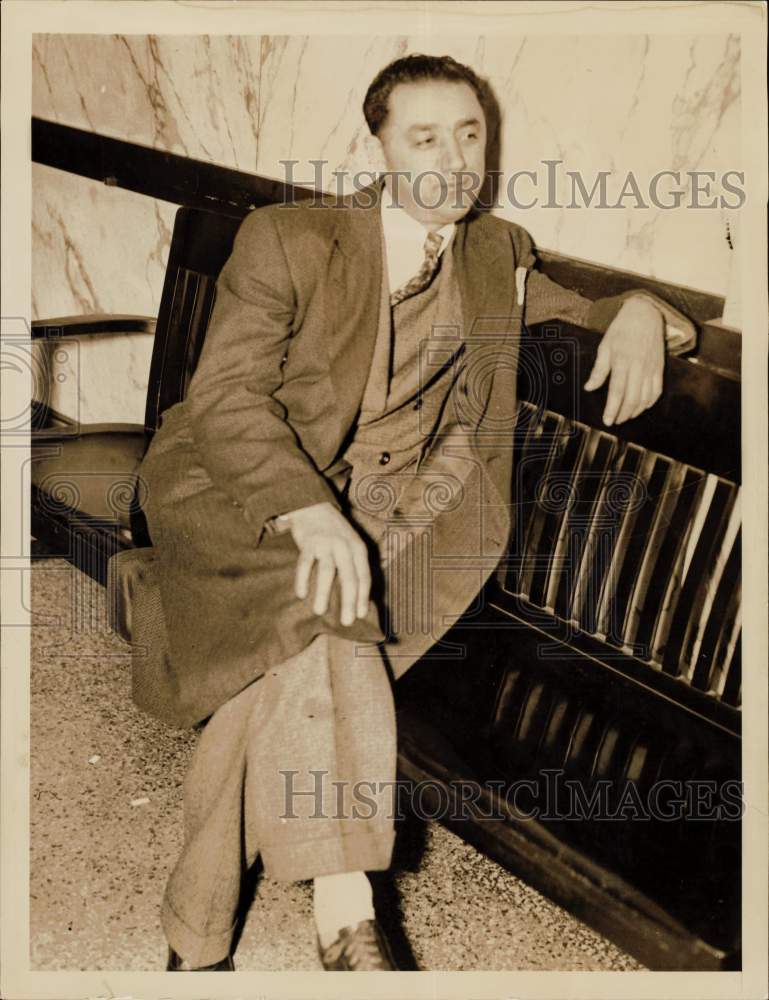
584 296 665 425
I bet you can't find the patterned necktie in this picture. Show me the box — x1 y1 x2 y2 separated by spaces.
389 231 444 307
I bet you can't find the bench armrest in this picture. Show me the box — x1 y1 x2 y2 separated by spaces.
32 314 156 339
32 421 147 442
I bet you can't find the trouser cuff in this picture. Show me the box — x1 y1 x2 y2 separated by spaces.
261 829 395 882
161 896 236 968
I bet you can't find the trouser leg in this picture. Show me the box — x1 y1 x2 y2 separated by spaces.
160 665 278 966
161 633 396 966
246 632 397 881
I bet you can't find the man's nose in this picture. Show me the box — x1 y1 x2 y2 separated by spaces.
439 137 466 172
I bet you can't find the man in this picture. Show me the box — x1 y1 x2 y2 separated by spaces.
138 54 695 972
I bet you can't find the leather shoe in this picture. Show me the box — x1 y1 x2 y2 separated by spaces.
317 918 398 970
166 947 234 971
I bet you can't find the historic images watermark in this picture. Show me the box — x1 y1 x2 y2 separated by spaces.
277 161 746 211
279 769 745 823
2 316 144 646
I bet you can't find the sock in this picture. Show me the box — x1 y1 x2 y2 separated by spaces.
313 871 375 949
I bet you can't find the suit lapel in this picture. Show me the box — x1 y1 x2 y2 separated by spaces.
453 211 517 336
452 213 520 431
324 186 384 431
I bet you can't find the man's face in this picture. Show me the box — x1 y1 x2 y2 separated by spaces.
373 79 487 228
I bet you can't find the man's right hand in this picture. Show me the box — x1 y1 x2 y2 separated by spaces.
279 502 371 627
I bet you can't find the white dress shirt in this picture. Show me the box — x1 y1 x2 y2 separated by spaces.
380 183 455 294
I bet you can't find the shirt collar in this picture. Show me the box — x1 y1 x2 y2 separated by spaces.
380 182 456 257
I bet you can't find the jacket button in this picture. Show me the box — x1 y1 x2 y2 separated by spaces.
379 451 391 466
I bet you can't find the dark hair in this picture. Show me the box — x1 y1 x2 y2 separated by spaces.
363 54 489 136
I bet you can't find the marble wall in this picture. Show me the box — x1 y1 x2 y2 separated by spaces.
32 32 740 421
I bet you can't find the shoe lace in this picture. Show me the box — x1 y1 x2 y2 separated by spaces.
343 921 390 970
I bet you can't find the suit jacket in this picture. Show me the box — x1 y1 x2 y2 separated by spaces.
137 184 695 727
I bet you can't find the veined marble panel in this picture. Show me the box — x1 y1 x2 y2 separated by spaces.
33 34 262 171
254 35 404 186
487 34 740 296
32 329 154 427
31 32 740 425
32 163 174 423
32 164 176 320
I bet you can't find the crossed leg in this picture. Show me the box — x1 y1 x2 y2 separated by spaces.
161 632 397 967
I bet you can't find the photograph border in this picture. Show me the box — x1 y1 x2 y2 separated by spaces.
2 3 767 998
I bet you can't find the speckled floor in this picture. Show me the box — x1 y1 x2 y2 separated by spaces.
30 558 643 972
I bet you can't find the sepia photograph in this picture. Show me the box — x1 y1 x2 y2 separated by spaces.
2 1 767 998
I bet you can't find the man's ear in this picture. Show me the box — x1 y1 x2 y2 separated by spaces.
364 132 387 175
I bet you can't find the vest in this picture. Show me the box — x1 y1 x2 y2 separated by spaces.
343 235 464 535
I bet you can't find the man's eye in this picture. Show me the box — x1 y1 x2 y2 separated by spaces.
463 131 478 141
416 137 434 147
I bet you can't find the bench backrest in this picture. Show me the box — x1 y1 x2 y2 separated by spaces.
144 207 247 433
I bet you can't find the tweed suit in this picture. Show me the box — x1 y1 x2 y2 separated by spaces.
139 184 695 729
159 202 490 965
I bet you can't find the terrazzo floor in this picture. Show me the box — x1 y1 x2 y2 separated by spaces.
29 557 643 972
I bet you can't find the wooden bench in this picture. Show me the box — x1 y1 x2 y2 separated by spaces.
31 203 741 971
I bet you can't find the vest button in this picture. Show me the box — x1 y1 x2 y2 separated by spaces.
379 451 391 466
